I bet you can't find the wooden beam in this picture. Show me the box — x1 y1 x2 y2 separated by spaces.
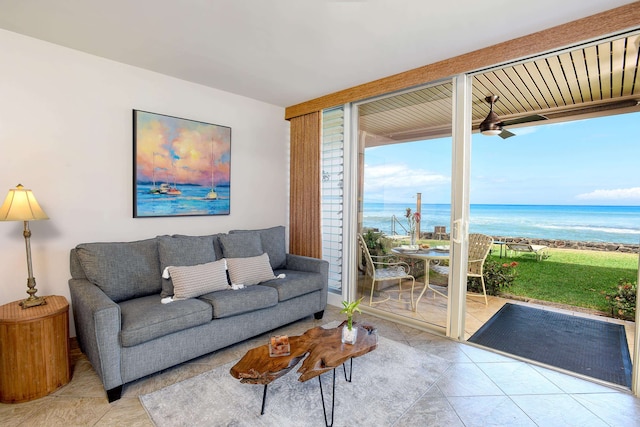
285 3 640 120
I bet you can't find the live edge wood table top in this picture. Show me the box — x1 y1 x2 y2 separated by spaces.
0 295 71 403
230 322 378 384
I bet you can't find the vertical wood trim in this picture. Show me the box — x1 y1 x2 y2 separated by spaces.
289 112 321 258
285 3 640 119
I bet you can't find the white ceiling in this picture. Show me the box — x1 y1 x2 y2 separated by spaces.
0 0 635 108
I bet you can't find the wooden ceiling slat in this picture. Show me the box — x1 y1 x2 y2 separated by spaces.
523 61 558 108
570 50 592 102
543 56 572 106
506 64 546 110
634 50 640 96
471 79 498 119
623 34 640 96
598 42 613 99
557 52 583 104
583 45 602 101
513 64 549 108
474 71 520 115
610 38 627 97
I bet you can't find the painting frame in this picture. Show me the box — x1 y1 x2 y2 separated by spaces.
133 110 231 218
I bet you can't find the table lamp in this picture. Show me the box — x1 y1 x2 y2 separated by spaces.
0 184 49 308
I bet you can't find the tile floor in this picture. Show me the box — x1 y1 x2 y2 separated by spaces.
2 305 640 426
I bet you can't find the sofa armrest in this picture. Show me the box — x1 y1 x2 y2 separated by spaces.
285 254 328 276
285 254 329 309
69 278 123 391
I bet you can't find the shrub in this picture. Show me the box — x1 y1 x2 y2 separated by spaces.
468 259 518 296
361 229 387 257
605 279 637 321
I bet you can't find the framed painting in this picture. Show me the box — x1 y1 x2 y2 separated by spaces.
133 110 231 217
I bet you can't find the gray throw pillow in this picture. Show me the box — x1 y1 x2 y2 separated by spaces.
230 226 286 269
218 232 263 258
158 235 217 297
75 238 161 302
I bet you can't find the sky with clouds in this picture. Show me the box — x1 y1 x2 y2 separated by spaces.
363 111 640 206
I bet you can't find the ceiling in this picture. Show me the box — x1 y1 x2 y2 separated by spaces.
0 0 636 108
359 31 640 145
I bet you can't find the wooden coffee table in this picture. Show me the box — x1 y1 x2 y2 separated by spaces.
230 322 378 426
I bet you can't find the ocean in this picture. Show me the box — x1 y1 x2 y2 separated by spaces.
363 203 640 245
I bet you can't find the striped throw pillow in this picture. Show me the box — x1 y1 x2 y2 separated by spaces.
168 259 229 300
226 253 276 286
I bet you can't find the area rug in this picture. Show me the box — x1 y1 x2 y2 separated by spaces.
140 334 442 426
468 303 632 387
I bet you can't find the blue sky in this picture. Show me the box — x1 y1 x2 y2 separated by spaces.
363 111 640 206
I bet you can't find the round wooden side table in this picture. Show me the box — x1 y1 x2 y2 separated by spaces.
0 295 71 403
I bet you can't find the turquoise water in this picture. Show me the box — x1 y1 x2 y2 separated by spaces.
363 203 640 244
135 184 230 217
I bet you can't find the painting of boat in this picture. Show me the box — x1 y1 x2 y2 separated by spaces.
204 139 217 200
133 110 231 217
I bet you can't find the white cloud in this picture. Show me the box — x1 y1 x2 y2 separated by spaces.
364 163 450 201
575 187 640 201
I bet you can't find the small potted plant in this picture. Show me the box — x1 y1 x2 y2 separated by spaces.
340 297 363 344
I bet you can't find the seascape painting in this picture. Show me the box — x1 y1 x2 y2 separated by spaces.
133 110 231 217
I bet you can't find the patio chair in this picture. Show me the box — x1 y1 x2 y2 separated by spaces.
429 233 493 305
357 233 416 309
506 243 549 261
434 225 447 240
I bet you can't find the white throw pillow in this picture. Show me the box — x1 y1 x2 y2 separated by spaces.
167 260 229 300
226 253 276 286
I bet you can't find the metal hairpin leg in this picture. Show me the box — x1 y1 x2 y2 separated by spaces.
343 358 353 382
260 384 268 415
318 359 355 427
318 368 337 427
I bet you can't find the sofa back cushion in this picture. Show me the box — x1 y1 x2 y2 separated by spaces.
75 238 161 302
218 232 263 258
157 235 218 298
230 226 286 269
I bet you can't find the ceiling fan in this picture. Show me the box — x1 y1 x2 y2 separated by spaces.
479 95 548 139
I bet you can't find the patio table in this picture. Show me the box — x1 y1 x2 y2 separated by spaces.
391 247 449 310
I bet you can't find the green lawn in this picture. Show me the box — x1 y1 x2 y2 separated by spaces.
490 247 638 313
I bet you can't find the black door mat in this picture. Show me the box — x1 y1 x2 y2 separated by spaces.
468 303 632 387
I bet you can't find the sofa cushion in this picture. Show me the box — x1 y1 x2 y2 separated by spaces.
75 238 161 302
218 232 263 258
168 259 229 300
158 235 217 298
198 285 278 319
226 253 276 286
230 226 286 269
173 233 225 261
261 269 324 302
119 295 212 347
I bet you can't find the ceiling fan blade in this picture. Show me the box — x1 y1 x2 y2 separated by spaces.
501 114 548 126
499 129 516 139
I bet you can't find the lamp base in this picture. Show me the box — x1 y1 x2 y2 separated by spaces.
20 295 47 309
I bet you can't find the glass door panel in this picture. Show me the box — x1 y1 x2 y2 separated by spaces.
355 81 453 330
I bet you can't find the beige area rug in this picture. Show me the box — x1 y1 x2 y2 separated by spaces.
140 332 446 426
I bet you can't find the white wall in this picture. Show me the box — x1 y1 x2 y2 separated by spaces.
0 30 290 334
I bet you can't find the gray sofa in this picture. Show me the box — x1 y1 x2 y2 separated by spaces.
68 226 328 402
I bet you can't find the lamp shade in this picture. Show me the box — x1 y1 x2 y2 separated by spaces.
0 184 49 221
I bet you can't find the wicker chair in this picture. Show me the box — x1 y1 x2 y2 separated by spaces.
357 234 416 308
429 233 493 305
